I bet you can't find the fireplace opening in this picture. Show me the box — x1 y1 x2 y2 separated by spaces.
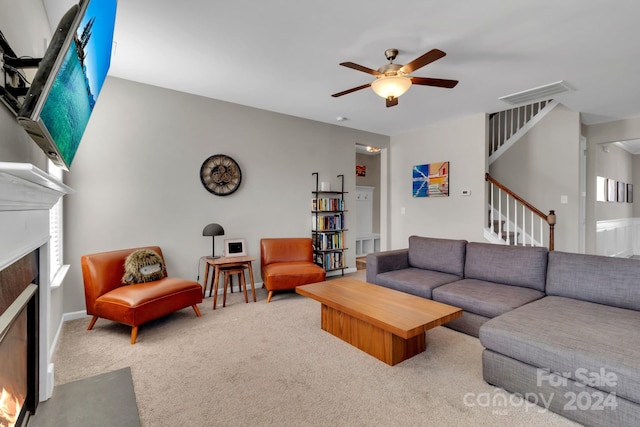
0 252 39 427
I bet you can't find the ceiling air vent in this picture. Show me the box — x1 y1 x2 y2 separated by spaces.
499 80 573 105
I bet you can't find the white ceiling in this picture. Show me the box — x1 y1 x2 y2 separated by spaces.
45 0 640 136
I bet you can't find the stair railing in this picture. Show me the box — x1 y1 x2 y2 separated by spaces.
485 173 556 250
489 99 554 156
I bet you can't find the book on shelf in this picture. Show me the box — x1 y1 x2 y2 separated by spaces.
314 251 343 270
312 232 343 250
311 197 345 212
311 213 344 231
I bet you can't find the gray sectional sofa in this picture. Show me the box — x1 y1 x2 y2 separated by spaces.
366 236 640 427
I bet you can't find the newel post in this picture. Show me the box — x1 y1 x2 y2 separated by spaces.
547 210 556 251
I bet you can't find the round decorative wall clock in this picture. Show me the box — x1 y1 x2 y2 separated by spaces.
200 154 242 196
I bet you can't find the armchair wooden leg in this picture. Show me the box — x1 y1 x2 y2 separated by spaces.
130 326 139 345
87 315 99 330
266 291 273 303
192 304 202 317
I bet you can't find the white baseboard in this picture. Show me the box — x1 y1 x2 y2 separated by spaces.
50 310 89 360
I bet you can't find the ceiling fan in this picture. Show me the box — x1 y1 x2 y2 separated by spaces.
332 48 458 107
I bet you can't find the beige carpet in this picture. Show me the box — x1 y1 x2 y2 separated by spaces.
52 283 580 427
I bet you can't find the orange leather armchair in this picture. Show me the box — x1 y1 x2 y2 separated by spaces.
260 238 326 303
81 246 203 344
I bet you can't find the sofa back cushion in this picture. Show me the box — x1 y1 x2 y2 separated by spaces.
546 251 640 311
464 242 548 291
407 236 467 277
81 246 164 313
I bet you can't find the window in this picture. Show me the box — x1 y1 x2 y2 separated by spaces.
48 161 69 288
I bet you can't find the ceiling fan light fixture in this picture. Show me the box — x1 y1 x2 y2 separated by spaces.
371 75 412 99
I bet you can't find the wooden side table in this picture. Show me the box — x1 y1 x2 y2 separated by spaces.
201 255 257 309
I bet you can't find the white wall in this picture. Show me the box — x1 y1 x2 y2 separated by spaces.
585 117 640 253
388 113 487 248
490 104 581 253
593 144 634 220
63 77 389 313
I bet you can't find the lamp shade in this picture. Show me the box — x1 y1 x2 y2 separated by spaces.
202 223 225 237
371 75 412 99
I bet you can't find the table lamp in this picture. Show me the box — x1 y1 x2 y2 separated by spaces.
202 223 225 258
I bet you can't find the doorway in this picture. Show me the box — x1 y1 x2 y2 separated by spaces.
355 143 387 265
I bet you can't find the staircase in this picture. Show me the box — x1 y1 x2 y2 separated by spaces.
484 100 558 250
488 218 519 245
489 99 559 164
485 175 556 249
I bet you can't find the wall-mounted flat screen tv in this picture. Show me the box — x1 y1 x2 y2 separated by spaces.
17 0 117 170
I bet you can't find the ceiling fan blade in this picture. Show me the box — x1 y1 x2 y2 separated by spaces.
386 97 398 108
400 49 446 75
410 77 459 88
331 83 371 98
340 62 383 77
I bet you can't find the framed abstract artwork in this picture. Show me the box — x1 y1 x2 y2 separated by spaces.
607 179 616 202
596 176 607 202
413 161 449 197
628 183 634 203
617 181 626 202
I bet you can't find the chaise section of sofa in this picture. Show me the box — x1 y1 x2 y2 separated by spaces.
366 236 467 299
431 242 548 337
480 251 640 426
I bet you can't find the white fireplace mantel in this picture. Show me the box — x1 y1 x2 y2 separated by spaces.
0 162 74 211
0 162 74 270
0 161 74 402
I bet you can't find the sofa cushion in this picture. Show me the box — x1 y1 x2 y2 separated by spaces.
407 236 467 276
94 277 203 326
479 296 640 405
375 268 461 299
546 251 640 311
464 242 548 291
432 279 544 318
261 261 326 291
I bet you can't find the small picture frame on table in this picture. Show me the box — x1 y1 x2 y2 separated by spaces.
224 238 246 257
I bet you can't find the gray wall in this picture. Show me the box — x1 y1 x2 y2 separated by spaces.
490 104 582 253
63 77 389 313
388 113 487 248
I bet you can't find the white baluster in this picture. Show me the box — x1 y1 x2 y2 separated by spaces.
490 183 495 233
521 204 526 245
513 200 516 245
530 211 534 246
506 194 510 244
498 189 502 237
503 110 507 148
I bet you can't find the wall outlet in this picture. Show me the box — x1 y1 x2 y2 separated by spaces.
461 190 471 196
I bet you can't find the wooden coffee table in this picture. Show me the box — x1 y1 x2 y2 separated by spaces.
296 278 462 366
